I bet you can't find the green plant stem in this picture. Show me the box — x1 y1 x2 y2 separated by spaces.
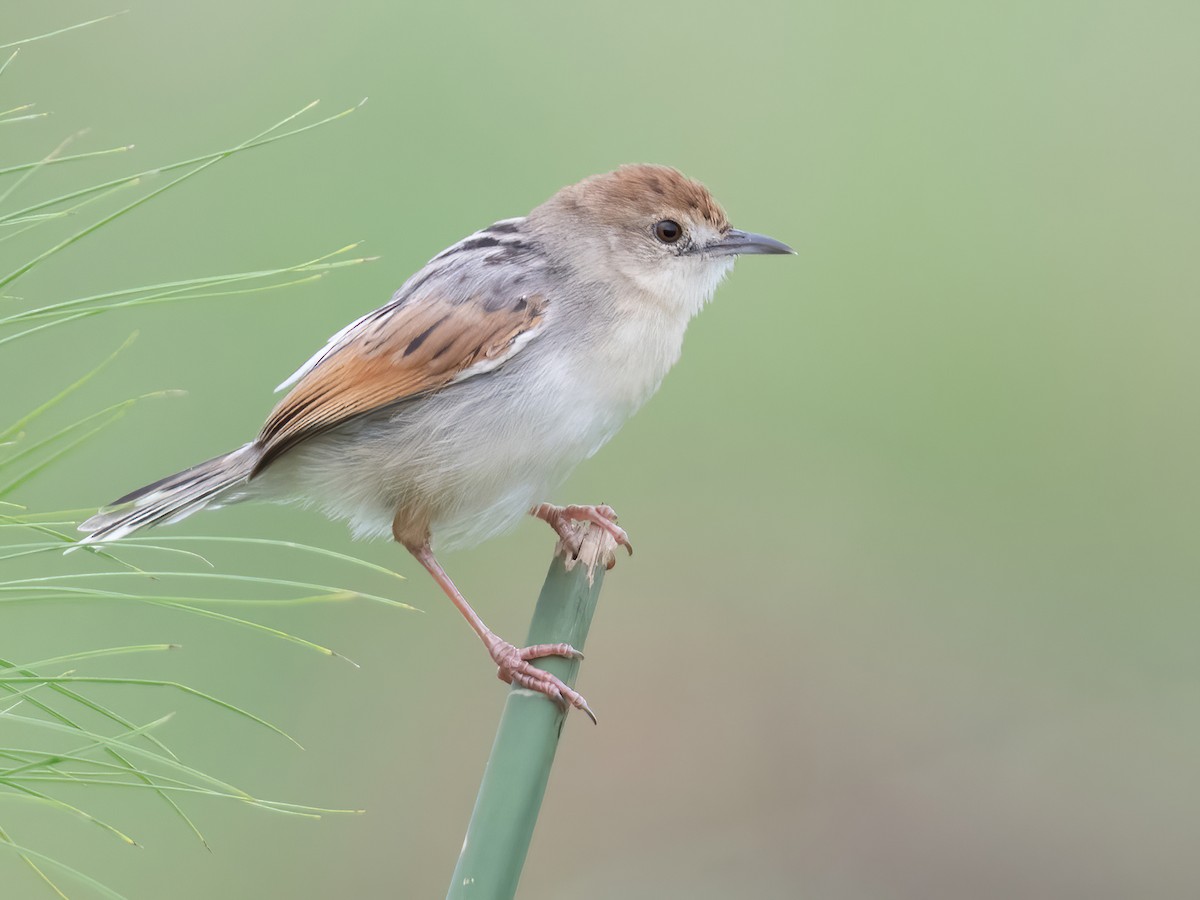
447 533 613 900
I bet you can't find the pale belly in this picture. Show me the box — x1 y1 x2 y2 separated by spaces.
255 320 683 551
250 297 686 549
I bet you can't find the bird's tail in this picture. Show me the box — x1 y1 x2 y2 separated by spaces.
78 443 261 543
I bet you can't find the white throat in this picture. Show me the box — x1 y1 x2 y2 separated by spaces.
634 254 735 319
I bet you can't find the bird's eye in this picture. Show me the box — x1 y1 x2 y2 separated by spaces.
653 219 683 244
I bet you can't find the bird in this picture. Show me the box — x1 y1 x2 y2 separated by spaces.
79 164 794 721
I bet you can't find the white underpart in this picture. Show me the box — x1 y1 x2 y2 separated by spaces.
259 303 684 550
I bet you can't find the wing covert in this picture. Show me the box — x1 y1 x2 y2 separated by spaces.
256 289 547 466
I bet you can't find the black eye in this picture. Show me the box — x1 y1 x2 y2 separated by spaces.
653 219 683 244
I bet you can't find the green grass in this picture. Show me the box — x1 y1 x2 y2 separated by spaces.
0 16 397 898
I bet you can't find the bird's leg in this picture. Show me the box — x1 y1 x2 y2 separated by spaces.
403 538 597 724
530 503 633 564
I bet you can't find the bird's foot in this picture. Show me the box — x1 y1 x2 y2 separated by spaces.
531 503 633 567
486 635 596 724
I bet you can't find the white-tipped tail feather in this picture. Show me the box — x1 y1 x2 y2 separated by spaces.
78 444 260 543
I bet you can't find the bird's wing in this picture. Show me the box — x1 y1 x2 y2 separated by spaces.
256 287 548 467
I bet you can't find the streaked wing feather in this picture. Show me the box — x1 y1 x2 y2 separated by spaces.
257 291 546 466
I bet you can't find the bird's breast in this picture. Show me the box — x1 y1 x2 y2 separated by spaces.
541 302 688 446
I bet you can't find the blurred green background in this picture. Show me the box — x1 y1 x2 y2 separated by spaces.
4 1 1200 897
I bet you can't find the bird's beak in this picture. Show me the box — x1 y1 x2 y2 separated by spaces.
698 228 795 257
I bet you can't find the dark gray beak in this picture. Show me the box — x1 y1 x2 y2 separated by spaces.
699 228 795 257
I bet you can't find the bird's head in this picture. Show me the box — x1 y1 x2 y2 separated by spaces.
529 164 793 316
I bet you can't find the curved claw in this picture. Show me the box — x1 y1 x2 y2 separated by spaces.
577 700 598 726
488 636 596 724
531 502 634 560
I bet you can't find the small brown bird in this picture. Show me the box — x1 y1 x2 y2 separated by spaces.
80 165 793 720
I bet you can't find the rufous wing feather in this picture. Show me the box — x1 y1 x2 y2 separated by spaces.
256 292 547 467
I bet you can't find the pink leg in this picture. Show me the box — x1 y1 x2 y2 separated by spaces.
530 503 633 564
406 541 596 724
